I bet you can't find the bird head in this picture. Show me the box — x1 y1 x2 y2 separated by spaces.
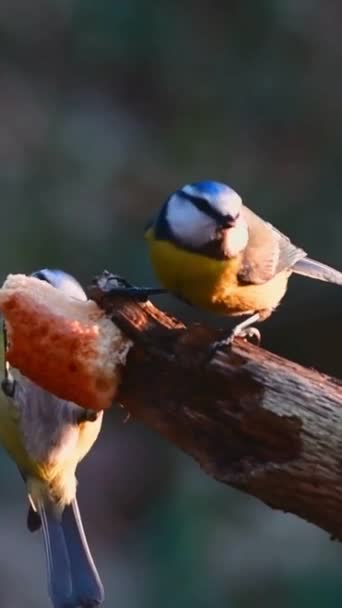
31 269 86 301
159 180 248 257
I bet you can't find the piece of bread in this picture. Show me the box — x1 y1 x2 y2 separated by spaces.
0 274 131 410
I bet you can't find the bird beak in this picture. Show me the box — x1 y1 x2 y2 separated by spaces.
220 215 237 229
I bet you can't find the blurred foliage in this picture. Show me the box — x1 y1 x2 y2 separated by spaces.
0 1 342 606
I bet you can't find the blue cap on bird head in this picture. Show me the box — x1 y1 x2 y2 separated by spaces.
31 269 87 301
181 181 242 220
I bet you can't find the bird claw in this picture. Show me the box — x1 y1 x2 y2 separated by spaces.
208 326 261 360
237 326 261 345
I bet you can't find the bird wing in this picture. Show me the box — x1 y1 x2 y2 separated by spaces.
238 205 307 285
292 257 342 285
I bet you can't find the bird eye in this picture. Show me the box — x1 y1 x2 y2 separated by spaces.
32 270 49 283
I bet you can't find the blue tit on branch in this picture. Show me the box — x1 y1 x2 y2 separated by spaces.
144 180 342 345
0 269 104 608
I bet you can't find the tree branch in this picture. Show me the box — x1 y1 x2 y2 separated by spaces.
88 272 342 541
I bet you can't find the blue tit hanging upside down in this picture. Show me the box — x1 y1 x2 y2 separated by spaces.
0 269 104 608
143 180 342 348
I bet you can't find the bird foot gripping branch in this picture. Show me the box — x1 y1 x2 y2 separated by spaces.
209 314 262 358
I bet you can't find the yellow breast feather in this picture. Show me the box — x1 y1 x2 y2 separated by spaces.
146 230 290 316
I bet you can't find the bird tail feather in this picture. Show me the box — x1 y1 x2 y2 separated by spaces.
62 499 104 607
39 499 104 608
40 503 73 608
293 257 342 286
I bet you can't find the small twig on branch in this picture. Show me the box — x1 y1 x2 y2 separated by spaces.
88 272 342 541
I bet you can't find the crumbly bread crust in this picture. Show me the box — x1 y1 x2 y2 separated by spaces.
0 274 131 410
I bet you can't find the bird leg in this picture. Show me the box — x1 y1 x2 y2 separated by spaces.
210 313 262 356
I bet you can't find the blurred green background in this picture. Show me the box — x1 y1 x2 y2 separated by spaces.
0 1 342 606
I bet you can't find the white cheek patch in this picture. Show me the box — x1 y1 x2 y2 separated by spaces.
222 220 249 257
166 195 216 248
212 191 242 217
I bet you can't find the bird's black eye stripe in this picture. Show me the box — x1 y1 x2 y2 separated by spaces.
31 270 49 283
176 189 227 223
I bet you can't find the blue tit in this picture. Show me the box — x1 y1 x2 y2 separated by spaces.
145 180 342 343
0 269 104 608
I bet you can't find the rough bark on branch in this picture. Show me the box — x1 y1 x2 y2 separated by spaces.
88 272 342 541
